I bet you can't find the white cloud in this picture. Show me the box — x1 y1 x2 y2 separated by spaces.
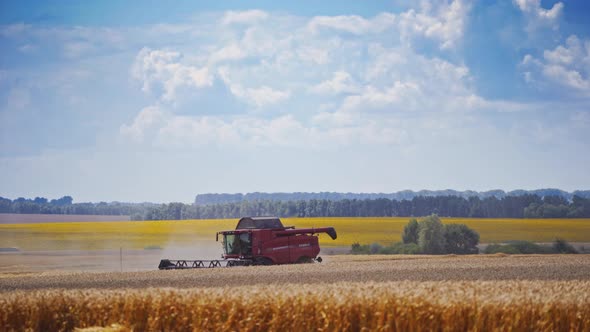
125 3 474 116
120 7 514 150
307 13 395 35
4 6 590 202
155 115 239 146
365 44 406 81
240 26 292 57
542 65 589 91
341 82 420 113
208 25 292 64
310 71 359 95
230 85 291 107
120 106 166 142
217 66 290 107
221 10 269 25
209 43 247 63
358 45 473 111
296 46 330 65
132 47 213 101
397 0 469 49
522 35 590 93
513 0 563 32
126 112 407 149
543 35 589 67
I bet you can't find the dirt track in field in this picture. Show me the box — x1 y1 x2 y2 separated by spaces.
1 254 589 291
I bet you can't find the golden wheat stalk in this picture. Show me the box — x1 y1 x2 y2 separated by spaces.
1 281 588 331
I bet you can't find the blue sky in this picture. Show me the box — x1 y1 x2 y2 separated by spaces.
1 0 589 203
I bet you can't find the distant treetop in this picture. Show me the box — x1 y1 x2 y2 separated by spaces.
194 189 590 205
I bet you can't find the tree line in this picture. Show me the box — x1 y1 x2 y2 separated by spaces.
2 194 589 219
146 194 590 220
195 189 590 205
0 196 152 216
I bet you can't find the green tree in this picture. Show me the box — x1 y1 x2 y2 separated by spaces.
402 218 419 244
443 223 480 254
418 214 446 254
553 238 578 254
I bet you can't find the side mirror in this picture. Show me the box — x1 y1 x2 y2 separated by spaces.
216 232 219 242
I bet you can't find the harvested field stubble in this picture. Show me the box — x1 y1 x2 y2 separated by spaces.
2 255 590 290
1 281 589 331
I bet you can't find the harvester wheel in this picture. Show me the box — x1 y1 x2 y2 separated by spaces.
256 257 273 266
296 256 313 264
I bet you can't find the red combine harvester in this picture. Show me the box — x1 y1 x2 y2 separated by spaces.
158 216 337 269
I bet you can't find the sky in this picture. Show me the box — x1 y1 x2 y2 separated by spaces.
0 0 589 203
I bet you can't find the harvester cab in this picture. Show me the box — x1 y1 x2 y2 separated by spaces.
159 216 337 269
218 231 252 257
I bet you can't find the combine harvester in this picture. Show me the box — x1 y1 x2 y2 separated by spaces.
158 216 337 269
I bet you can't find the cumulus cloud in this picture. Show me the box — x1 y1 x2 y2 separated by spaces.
120 106 166 142
208 25 292 64
365 44 406 81
543 35 590 67
297 47 330 65
156 115 240 146
310 71 359 95
340 82 421 113
360 45 472 110
122 111 407 149
5 3 590 202
513 0 563 32
542 65 589 91
119 5 514 149
307 13 396 35
397 0 469 49
217 67 290 107
209 43 247 63
522 35 590 93
132 47 213 101
230 85 291 107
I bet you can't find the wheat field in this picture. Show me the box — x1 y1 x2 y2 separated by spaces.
1 281 589 331
1 217 589 250
1 255 590 331
2 255 590 289
2 217 590 331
